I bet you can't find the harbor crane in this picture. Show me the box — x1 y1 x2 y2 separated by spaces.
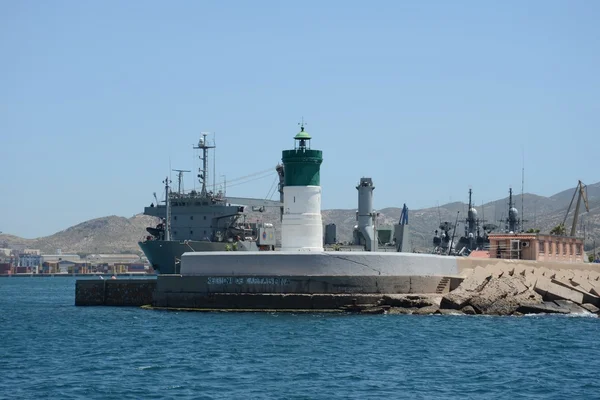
562 180 589 237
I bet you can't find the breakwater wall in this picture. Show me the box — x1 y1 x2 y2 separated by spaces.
74 275 453 309
152 275 453 309
73 251 600 316
75 279 156 306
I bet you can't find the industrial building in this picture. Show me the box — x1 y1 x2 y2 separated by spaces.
486 233 585 263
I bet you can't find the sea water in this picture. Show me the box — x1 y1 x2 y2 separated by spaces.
1 277 599 399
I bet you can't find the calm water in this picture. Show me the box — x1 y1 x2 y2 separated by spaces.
1 278 599 399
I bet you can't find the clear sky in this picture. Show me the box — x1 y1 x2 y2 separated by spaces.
1 1 599 238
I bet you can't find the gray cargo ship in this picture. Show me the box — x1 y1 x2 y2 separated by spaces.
139 134 281 274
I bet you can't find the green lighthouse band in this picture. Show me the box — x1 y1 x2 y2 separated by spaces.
281 149 323 186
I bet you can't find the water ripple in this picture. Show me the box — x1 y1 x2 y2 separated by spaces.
1 278 599 399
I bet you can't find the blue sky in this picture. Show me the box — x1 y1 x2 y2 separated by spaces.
1 1 599 238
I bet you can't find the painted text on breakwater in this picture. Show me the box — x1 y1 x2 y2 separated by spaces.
207 277 291 285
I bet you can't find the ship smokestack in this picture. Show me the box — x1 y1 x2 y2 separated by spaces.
357 177 377 252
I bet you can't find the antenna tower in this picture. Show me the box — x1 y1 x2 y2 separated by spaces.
163 176 172 241
194 132 215 197
521 149 525 231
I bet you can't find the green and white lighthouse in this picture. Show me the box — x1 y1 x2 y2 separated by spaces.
280 123 324 251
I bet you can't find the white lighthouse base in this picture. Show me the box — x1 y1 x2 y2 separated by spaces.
281 186 324 251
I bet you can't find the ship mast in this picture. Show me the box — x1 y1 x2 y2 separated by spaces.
466 188 477 250
163 176 171 241
508 187 519 233
465 188 473 237
194 133 215 197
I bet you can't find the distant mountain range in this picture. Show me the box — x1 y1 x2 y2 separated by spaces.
0 214 156 255
2 181 599 255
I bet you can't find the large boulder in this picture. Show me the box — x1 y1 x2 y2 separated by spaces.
512 265 527 277
501 265 515 277
457 266 492 292
555 269 575 281
461 305 477 315
482 290 543 316
459 268 474 277
440 290 474 310
569 277 594 293
524 273 538 288
581 303 600 313
553 300 589 314
534 277 584 304
440 266 492 310
588 271 600 281
551 278 600 305
381 295 435 308
387 307 414 315
412 305 440 315
538 267 555 279
469 276 533 315
485 265 504 279
516 301 570 314
590 283 600 297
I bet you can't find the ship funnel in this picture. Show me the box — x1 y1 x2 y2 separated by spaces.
356 177 377 252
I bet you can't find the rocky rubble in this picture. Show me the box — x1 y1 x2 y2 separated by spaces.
438 265 600 316
343 265 600 316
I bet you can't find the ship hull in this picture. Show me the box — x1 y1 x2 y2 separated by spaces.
139 240 229 274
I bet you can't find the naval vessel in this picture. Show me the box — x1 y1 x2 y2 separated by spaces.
452 188 497 255
433 188 529 256
139 133 281 274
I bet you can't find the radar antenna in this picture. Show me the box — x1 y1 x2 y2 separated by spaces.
172 169 191 195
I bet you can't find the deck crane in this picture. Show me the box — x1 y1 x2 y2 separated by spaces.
562 180 589 237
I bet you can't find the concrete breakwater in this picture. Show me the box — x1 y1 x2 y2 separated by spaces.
75 279 156 306
151 274 454 311
74 262 600 316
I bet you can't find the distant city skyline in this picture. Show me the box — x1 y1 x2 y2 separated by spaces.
1 1 599 238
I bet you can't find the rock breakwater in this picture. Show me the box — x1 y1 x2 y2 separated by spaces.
344 265 600 316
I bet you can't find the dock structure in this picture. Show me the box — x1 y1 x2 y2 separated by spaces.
74 255 600 313
75 251 463 309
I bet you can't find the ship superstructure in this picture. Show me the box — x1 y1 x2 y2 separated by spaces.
502 188 522 233
454 189 496 255
139 133 280 274
433 188 498 256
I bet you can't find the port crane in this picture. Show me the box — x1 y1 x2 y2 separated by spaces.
562 180 589 237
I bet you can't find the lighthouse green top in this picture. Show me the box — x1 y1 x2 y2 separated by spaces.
294 128 312 141
282 126 323 186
